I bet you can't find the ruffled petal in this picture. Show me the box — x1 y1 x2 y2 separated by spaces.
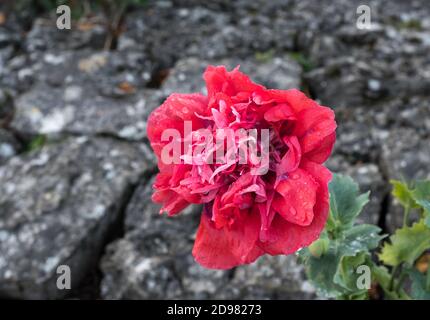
255 89 319 113
264 103 297 122
147 93 207 158
275 136 302 181
192 209 261 269
304 131 336 163
293 106 337 161
152 170 191 215
204 65 264 100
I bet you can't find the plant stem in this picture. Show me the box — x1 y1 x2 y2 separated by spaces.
427 266 430 291
389 265 399 292
403 205 410 227
394 270 407 294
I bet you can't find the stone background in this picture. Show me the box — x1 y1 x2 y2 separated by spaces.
0 0 429 299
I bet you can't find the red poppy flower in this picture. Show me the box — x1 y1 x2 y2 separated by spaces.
147 65 336 269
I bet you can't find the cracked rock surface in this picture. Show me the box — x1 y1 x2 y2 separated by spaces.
0 137 154 298
0 0 429 299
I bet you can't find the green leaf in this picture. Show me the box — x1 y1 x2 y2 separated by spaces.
342 224 385 255
370 263 410 300
411 180 430 213
329 174 370 231
408 270 430 300
370 263 391 291
425 215 430 228
302 225 384 298
301 246 344 297
333 252 369 296
379 220 430 267
300 175 385 299
391 179 418 209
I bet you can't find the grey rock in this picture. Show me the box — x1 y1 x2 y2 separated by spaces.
305 57 385 109
380 128 430 231
381 128 430 182
385 97 430 136
194 25 274 60
0 20 21 70
10 50 160 140
216 255 315 299
0 136 155 299
100 201 204 299
121 5 229 67
0 129 21 165
0 89 14 128
123 176 161 231
162 56 302 96
24 18 107 52
13 85 162 140
326 155 387 226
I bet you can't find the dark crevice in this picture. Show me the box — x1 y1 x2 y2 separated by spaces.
66 168 156 299
146 68 170 89
170 257 187 295
377 192 390 234
226 267 236 281
376 149 391 235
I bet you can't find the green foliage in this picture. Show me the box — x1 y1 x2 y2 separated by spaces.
396 19 423 31
390 180 418 209
289 52 314 72
412 181 430 213
327 174 370 233
255 50 275 63
390 179 430 227
300 175 430 300
408 270 430 300
26 134 46 152
299 174 384 299
379 221 430 267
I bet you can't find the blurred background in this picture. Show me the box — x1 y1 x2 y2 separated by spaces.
0 0 429 299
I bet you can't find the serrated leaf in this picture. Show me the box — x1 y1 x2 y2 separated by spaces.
370 263 391 290
411 180 430 214
342 224 385 255
329 174 370 230
408 270 430 300
379 220 430 267
391 179 418 209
